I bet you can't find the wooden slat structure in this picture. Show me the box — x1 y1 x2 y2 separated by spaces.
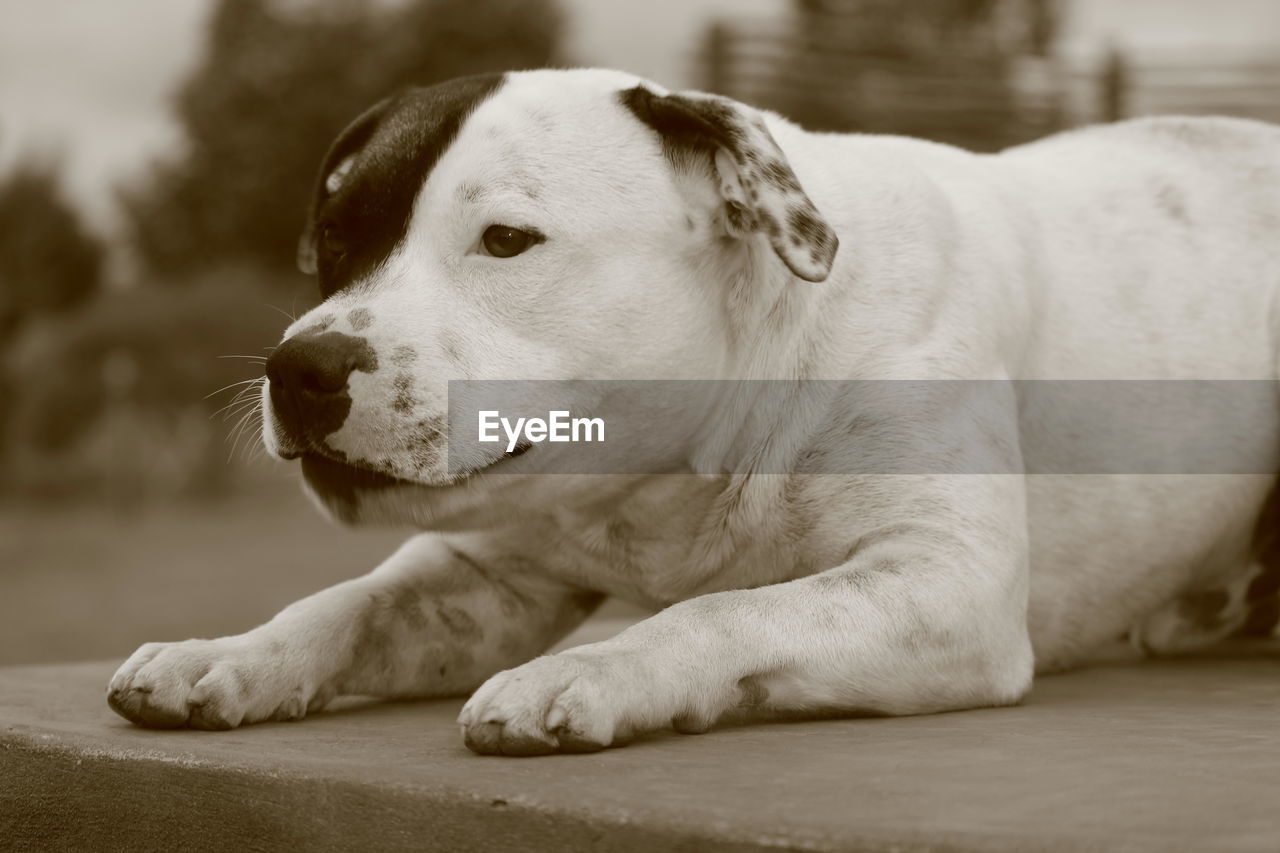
696 2 1280 150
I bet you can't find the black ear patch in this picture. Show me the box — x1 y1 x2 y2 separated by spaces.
620 86 746 155
298 73 505 297
620 85 838 282
297 98 394 276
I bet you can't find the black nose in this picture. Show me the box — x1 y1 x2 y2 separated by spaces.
266 331 378 447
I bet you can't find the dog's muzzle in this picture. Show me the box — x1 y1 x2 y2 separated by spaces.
265 331 377 454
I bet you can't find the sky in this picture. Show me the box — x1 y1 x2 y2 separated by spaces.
0 1 209 228
1 0 1278 232
0 0 778 232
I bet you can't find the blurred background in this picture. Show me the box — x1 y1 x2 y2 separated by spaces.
2 0 1278 666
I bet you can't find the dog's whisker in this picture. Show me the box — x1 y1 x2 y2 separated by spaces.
240 424 267 463
232 402 260 435
232 381 263 401
225 404 263 462
210 397 254 420
214 399 260 423
225 411 250 447
205 377 265 400
211 394 258 419
209 380 267 420
265 303 298 324
229 378 265 401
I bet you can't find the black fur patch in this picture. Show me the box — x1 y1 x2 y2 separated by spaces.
1176 588 1230 631
391 345 417 366
762 160 801 193
347 307 374 331
436 605 483 642
392 372 416 414
619 86 746 158
1241 484 1280 636
736 675 770 710
299 452 412 523
788 206 828 246
302 73 505 298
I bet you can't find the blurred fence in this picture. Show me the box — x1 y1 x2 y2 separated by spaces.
697 18 1280 151
699 22 1060 150
1090 50 1280 124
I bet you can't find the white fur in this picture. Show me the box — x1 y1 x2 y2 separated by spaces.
111 70 1280 752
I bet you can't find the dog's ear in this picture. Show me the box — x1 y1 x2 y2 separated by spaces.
620 85 838 282
297 99 392 275
297 155 355 274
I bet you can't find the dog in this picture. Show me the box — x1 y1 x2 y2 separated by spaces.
108 69 1280 755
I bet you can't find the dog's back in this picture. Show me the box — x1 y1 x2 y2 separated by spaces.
995 117 1280 663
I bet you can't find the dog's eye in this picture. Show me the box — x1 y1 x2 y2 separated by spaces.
481 225 537 259
321 224 347 258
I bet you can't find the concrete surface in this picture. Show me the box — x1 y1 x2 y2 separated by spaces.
1 637 1278 852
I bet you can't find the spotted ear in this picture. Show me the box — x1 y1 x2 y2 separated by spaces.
621 85 838 282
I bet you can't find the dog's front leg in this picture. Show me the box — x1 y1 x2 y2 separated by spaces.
108 534 600 729
460 475 1034 755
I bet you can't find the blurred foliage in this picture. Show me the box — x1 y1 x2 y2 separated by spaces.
4 266 289 502
122 0 565 285
0 157 103 338
0 156 104 479
3 0 566 504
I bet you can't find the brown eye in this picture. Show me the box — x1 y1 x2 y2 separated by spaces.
481 225 536 258
321 223 347 257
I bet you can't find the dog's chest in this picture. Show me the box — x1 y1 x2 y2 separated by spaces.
544 478 824 609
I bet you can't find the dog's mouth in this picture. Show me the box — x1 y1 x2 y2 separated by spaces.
299 442 533 495
299 454 413 492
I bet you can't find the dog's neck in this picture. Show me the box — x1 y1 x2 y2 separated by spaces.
690 243 834 459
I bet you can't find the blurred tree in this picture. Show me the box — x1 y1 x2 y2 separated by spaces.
3 267 293 501
0 157 103 337
122 0 565 284
0 156 104 477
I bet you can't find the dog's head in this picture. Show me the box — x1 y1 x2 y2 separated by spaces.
261 69 839 524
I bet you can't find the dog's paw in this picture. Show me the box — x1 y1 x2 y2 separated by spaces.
457 650 635 755
458 643 724 756
107 637 324 730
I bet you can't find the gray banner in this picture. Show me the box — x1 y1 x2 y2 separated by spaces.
446 380 1280 475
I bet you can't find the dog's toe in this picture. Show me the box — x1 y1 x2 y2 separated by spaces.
550 725 610 754
108 684 190 728
106 638 299 731
186 700 237 731
458 651 633 756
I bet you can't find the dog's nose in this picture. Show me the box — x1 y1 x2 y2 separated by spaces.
267 331 375 395
266 331 377 444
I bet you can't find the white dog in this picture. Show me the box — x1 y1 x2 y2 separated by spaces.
108 69 1280 755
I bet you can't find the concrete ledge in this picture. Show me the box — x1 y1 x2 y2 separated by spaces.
2 645 1279 852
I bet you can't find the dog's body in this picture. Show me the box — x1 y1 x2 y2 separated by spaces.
108 70 1280 754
